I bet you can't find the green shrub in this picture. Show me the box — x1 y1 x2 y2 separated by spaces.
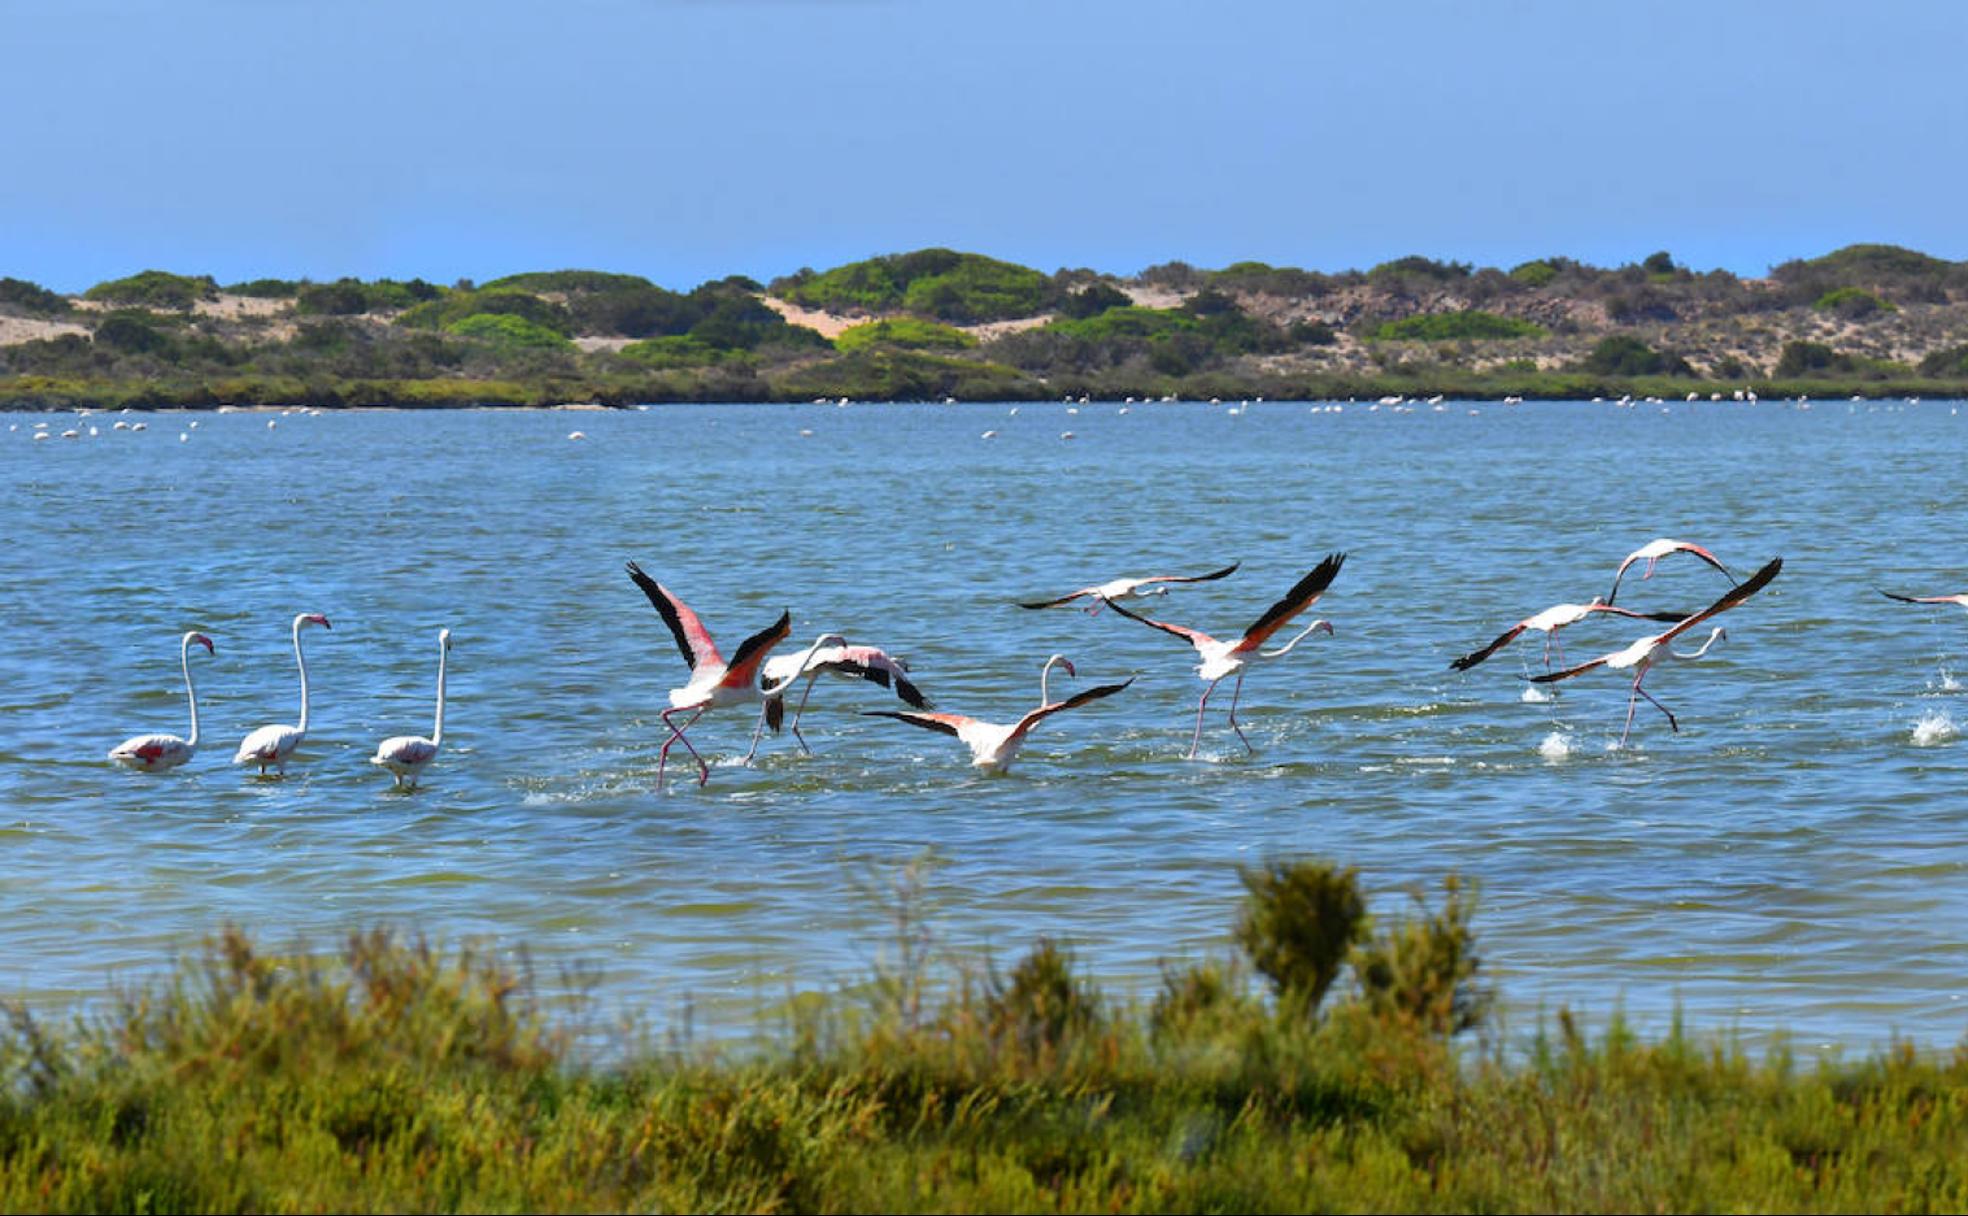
1580 334 1693 376
1352 876 1487 1037
483 269 657 294
0 277 71 316
1813 287 1896 318
835 318 976 353
83 270 217 310
1057 282 1131 319
983 938 1102 1056
1917 345 1968 377
1368 255 1471 282
1509 260 1558 287
620 335 734 368
776 249 1050 322
1372 312 1544 341
223 278 303 298
400 287 571 336
444 313 572 349
1234 859 1368 1017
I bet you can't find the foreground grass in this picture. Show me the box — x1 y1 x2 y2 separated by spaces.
4 865 1968 1212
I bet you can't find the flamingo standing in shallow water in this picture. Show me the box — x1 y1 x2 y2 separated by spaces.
1533 557 1782 745
1017 562 1241 614
1605 538 1736 605
626 561 842 789
866 654 1131 772
1107 553 1345 758
233 613 331 776
1450 598 1689 672
370 628 451 789
746 641 930 761
108 631 215 772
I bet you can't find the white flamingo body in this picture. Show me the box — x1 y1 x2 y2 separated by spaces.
1109 554 1345 758
1606 538 1736 604
234 613 331 776
1535 558 1782 744
749 642 929 760
1450 598 1688 671
371 628 450 789
109 631 214 772
1018 562 1240 614
868 655 1131 772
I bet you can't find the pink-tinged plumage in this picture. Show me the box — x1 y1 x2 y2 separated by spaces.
1450 598 1688 672
371 628 450 789
1017 562 1240 614
1534 557 1782 745
1605 538 1736 605
234 613 331 776
867 655 1131 772
1108 554 1344 758
748 641 930 760
108 631 214 773
1880 590 1968 610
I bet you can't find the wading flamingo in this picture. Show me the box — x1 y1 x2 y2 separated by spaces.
625 561 841 790
1533 557 1782 745
1017 562 1241 614
370 628 451 790
1606 538 1736 605
1879 590 1968 611
1450 598 1689 672
746 641 930 761
108 631 215 772
234 613 332 776
865 655 1131 772
1107 553 1345 758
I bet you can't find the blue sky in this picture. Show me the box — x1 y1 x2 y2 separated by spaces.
3 0 1963 292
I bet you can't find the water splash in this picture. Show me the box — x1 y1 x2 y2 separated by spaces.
1911 712 1957 747
1934 668 1962 693
1537 731 1574 761
1520 685 1552 704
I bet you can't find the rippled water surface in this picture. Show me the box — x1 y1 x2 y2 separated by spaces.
6 399 1968 1047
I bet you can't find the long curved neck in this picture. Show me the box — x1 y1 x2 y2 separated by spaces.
1261 618 1331 659
181 635 200 748
1040 654 1070 704
431 639 448 747
293 618 311 734
1673 628 1724 661
761 634 845 697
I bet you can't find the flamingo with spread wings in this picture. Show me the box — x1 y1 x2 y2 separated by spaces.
746 641 929 761
1879 589 1968 611
1534 557 1782 744
1450 598 1689 672
866 654 1130 772
1606 538 1736 605
1108 553 1345 758
1017 561 1240 614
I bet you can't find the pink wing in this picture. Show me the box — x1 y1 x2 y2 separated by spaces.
625 561 723 671
1235 553 1345 652
1104 599 1219 652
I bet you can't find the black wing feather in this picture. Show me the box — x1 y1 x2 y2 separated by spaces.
864 710 962 738
727 610 791 675
625 560 696 670
1243 553 1347 641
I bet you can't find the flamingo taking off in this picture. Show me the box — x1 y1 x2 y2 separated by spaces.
625 561 840 789
1606 538 1736 605
1450 598 1689 672
746 641 930 761
108 631 215 772
1017 561 1240 614
1107 554 1345 758
1532 557 1782 745
233 613 331 776
1879 590 1968 611
866 654 1132 772
370 628 451 789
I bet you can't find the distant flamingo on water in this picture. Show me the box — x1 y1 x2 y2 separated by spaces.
625 561 841 789
1450 598 1689 672
234 613 331 776
1108 554 1345 758
108 631 215 772
370 628 451 790
1606 538 1736 605
1017 561 1241 614
1533 557 1782 745
746 641 930 761
866 654 1131 772
1879 589 1968 612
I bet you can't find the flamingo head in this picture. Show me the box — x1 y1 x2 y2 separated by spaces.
305 613 332 630
1309 619 1335 638
1044 654 1077 679
439 628 452 650
188 631 215 655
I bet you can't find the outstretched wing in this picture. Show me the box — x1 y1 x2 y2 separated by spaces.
1880 590 1968 606
1654 556 1782 645
1015 677 1136 734
864 709 969 738
1139 561 1241 589
1016 587 1095 610
625 561 722 671
1606 540 1735 605
1449 621 1528 672
1529 653 1613 684
1237 553 1346 651
1105 599 1218 649
835 652 932 709
1600 606 1694 623
725 610 792 685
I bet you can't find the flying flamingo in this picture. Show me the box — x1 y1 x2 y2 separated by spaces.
625 561 840 790
1017 561 1241 614
1107 553 1345 758
1605 538 1736 605
1450 598 1689 672
233 613 332 776
865 654 1132 772
108 631 215 772
1879 590 1968 611
370 628 451 790
1532 557 1782 745
746 641 930 761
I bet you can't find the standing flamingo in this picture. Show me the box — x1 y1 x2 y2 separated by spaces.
866 654 1132 772
1533 557 1782 744
1450 598 1689 672
1107 553 1345 758
233 613 331 776
1879 590 1968 611
625 561 841 789
746 641 930 761
370 628 451 790
1017 561 1240 614
1605 538 1736 605
108 631 215 772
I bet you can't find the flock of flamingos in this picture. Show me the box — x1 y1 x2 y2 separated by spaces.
106 538 1965 790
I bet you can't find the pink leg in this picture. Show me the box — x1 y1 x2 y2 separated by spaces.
788 674 821 755
1226 670 1254 754
659 707 708 791
1189 676 1224 760
1634 680 1678 733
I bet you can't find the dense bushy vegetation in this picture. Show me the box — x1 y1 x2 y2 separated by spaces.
0 277 70 316
4 857 1968 1212
835 317 977 353
1372 311 1545 341
773 248 1051 322
82 269 218 310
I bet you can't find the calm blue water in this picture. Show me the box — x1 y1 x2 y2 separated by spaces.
4 399 1967 1049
